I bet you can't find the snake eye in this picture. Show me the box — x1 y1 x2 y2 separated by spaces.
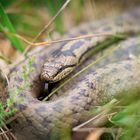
59 67 63 71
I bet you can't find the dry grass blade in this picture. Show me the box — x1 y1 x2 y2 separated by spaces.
0 127 9 140
0 4 24 52
86 128 106 140
24 0 71 54
0 125 17 140
72 111 117 140
73 112 107 132
0 52 10 82
0 54 11 64
4 31 117 46
86 128 117 140
0 69 9 86
3 125 17 140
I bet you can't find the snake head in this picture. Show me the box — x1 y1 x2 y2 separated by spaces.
41 57 76 83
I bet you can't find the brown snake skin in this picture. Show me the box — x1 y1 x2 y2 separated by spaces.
41 8 140 83
6 8 140 140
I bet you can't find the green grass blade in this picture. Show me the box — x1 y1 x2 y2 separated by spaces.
44 0 64 33
0 3 24 52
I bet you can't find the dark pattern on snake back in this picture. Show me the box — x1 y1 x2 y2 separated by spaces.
6 8 140 140
41 8 140 83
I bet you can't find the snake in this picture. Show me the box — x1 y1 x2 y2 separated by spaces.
6 8 140 140
41 8 140 83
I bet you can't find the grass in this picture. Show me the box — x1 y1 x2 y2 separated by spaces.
82 88 140 140
0 3 24 52
0 0 72 130
0 1 140 139
44 0 64 33
0 57 34 127
94 88 140 140
0 0 72 55
108 89 140 140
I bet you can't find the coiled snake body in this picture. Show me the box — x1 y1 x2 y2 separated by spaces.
7 8 140 140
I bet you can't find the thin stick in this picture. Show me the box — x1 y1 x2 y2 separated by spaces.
4 30 123 46
0 54 11 64
24 0 71 54
0 127 9 140
0 129 10 135
0 70 9 86
31 32 116 46
3 125 17 140
73 112 106 131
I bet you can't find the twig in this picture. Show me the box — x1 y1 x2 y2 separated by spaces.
0 70 9 86
86 127 117 140
24 0 71 54
0 54 11 64
0 129 10 135
4 31 117 46
3 125 17 140
0 127 9 140
73 112 106 132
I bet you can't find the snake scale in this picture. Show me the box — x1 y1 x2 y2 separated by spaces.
7 8 140 140
41 8 140 83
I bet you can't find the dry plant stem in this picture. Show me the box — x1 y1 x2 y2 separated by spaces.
0 129 10 135
32 32 114 46
0 54 11 64
0 127 9 140
86 128 117 140
3 125 17 140
0 70 9 86
24 0 71 54
73 111 117 132
73 112 107 132
86 128 105 140
0 125 16 140
4 31 114 46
